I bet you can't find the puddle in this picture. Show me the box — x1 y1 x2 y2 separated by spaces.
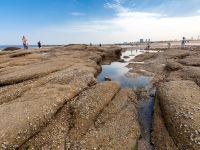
97 49 155 149
121 49 144 62
130 62 145 64
97 49 152 88
147 50 164 53
97 62 151 88
137 94 154 150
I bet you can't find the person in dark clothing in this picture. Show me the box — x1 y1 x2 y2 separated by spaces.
181 37 186 49
37 41 42 48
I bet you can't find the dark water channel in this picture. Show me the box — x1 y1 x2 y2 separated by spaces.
97 49 155 149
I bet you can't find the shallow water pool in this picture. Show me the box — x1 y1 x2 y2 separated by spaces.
97 49 152 89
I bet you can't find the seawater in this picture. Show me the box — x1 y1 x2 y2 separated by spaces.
0 45 38 51
97 49 152 88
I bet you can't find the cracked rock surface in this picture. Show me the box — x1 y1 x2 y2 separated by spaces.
0 45 140 149
157 80 200 149
126 47 200 149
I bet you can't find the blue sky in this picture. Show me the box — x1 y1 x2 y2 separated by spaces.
0 0 200 44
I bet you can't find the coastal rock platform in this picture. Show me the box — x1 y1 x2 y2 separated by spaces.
0 45 140 149
127 47 200 149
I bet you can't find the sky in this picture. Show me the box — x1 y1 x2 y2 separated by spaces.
0 0 200 45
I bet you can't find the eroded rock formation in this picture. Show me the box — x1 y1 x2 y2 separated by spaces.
128 48 200 149
0 45 140 149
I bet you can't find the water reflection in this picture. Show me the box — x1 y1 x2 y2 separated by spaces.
97 49 152 88
121 49 144 62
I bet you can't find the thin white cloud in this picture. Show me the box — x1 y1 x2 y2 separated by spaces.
104 0 129 13
117 11 163 18
71 12 85 16
198 10 200 13
105 0 164 18
104 2 128 13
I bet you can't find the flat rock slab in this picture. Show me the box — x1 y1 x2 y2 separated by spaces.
19 85 140 150
0 45 132 149
68 81 120 140
152 97 178 150
0 70 95 149
134 53 158 62
157 80 200 149
163 49 190 59
179 56 200 66
165 60 183 71
70 88 140 150
167 66 200 86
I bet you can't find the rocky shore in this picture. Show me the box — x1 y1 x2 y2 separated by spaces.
0 45 140 149
1 44 200 150
127 47 200 149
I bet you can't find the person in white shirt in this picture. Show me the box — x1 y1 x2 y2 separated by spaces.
22 36 28 49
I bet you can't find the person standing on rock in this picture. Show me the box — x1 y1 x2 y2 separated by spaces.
181 37 186 49
37 41 42 48
22 36 28 49
167 42 171 49
146 39 150 50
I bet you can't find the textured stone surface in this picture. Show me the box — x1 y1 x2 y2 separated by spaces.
126 48 200 150
0 45 141 149
152 97 178 150
165 60 183 71
157 80 200 149
69 88 140 150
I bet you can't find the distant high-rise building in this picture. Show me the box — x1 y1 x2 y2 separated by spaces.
140 39 144 43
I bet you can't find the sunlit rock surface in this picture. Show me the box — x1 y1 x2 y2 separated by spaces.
0 45 140 149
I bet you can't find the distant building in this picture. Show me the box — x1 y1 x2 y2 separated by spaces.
140 39 144 43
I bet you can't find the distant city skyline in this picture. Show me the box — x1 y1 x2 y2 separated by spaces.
0 0 200 45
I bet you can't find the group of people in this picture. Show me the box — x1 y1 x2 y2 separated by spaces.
22 36 188 50
146 37 187 50
22 36 42 49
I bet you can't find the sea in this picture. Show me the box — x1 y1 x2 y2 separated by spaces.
0 45 38 51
